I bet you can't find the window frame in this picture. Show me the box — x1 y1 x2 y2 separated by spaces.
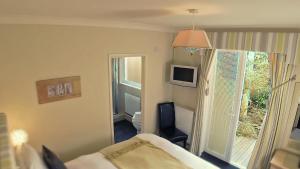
119 57 142 89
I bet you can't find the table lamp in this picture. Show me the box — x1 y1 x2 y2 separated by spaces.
11 129 28 169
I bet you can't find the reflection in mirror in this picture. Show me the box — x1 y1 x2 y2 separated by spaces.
291 103 300 140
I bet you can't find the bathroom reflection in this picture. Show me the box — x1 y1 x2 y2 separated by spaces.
111 56 143 143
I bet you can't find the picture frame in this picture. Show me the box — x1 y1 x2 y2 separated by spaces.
36 76 81 104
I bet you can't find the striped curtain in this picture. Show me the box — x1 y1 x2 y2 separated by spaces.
191 31 298 157
247 54 294 169
206 32 300 64
190 49 216 154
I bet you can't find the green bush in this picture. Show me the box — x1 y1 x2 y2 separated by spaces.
251 90 270 109
236 52 270 139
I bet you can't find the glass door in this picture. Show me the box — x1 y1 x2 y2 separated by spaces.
205 49 246 162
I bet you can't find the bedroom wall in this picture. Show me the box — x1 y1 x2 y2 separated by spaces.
0 24 173 161
171 48 203 111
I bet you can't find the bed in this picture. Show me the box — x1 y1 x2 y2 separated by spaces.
0 113 218 169
65 134 218 169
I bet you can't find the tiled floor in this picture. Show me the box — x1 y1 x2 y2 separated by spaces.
114 120 137 143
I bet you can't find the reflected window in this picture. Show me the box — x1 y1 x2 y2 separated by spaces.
120 57 142 89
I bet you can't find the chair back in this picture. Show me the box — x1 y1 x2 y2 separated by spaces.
158 102 175 130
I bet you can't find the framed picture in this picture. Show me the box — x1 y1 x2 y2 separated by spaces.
36 76 81 104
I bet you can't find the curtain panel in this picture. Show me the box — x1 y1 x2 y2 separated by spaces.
247 54 294 169
190 31 298 156
206 32 300 64
190 49 216 154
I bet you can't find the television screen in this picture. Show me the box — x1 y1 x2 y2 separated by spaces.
173 67 194 82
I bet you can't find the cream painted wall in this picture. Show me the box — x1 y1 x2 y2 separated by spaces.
0 24 173 161
171 48 203 111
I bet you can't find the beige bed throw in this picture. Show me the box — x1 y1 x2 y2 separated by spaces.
100 137 192 169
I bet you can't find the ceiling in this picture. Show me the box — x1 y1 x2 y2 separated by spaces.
0 0 300 31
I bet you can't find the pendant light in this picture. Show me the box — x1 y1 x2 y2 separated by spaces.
172 9 211 55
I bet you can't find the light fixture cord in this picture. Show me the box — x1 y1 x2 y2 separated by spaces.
192 11 195 30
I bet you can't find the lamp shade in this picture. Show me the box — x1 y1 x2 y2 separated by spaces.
172 29 211 48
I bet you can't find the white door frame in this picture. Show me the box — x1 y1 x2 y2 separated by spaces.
108 54 146 144
199 52 217 155
227 50 247 162
204 49 247 162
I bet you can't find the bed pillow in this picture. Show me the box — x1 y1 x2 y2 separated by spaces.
19 144 48 169
42 146 67 169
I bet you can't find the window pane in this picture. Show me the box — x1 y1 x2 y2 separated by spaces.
125 57 142 84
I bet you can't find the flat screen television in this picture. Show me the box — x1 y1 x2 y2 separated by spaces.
170 64 198 87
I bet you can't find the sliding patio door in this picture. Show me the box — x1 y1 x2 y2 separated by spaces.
205 49 246 162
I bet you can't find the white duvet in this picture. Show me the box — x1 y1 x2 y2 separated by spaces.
65 134 219 169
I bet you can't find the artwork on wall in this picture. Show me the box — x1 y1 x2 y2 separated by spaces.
36 76 81 104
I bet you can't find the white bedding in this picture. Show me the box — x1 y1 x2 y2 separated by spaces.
65 133 219 169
